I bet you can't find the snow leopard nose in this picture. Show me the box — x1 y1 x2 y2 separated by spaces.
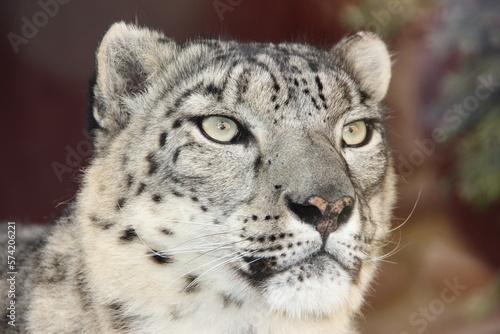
287 195 354 240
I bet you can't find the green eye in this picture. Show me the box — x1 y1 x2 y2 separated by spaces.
342 120 368 146
200 116 240 143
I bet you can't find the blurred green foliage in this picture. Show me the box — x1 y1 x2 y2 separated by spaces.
457 111 500 210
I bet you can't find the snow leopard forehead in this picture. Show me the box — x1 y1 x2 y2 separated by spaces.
88 23 391 143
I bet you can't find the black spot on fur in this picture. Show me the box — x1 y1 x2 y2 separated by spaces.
172 148 181 163
191 196 199 202
137 183 146 195
76 267 92 310
159 132 168 147
126 174 134 188
169 306 181 320
252 215 258 221
240 257 275 284
117 197 127 210
108 303 128 330
90 214 115 230
172 119 183 129
40 254 68 284
160 227 174 236
235 68 251 103
274 185 282 190
293 78 299 86
150 251 173 264
253 155 263 173
311 97 320 109
315 75 323 91
120 228 137 242
172 190 184 197
264 215 272 220
165 108 176 117
222 294 243 308
146 153 159 175
184 274 201 293
201 206 208 212
308 61 319 72
205 83 222 99
152 194 162 202
107 302 145 331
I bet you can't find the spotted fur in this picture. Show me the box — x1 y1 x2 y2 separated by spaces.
1 22 396 333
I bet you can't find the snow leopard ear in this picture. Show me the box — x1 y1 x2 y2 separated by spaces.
91 22 174 133
332 32 392 102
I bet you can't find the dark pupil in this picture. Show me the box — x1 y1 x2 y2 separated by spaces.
217 122 228 131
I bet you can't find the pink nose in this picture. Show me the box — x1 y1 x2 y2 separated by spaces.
307 196 354 239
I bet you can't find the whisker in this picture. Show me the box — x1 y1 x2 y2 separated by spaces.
161 247 233 256
167 229 242 252
144 218 230 228
182 250 258 293
388 184 422 233
164 250 244 289
179 239 249 265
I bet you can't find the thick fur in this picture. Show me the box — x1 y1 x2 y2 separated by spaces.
1 23 396 333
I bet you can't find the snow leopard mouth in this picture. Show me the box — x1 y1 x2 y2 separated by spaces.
238 250 359 285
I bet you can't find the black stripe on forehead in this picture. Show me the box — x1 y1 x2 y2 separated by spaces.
161 64 244 119
246 57 281 93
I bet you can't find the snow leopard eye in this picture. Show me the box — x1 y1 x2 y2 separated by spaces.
342 120 370 147
200 116 241 144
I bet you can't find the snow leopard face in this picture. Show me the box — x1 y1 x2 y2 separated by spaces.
78 22 395 330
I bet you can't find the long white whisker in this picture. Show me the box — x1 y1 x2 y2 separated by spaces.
162 247 234 256
164 251 244 289
167 249 257 291
166 229 241 252
182 250 258 293
146 219 230 228
388 184 422 233
178 239 250 265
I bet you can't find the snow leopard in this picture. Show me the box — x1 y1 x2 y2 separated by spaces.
1 22 396 334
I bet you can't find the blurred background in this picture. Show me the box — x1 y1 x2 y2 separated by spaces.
1 0 499 333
